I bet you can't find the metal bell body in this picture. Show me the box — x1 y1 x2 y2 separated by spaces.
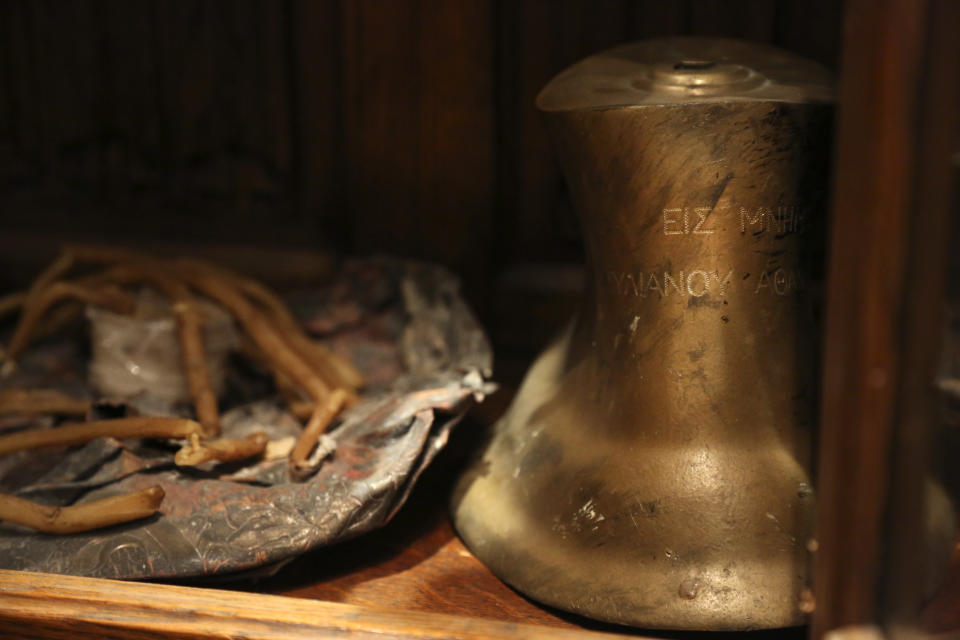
453 38 833 631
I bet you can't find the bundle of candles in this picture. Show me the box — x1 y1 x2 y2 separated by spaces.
0 245 364 534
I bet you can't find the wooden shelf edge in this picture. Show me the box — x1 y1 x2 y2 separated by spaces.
0 569 644 640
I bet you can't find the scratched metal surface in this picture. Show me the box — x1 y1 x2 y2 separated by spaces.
0 258 494 579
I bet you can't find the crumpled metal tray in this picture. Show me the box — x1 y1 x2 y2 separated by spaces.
0 257 494 580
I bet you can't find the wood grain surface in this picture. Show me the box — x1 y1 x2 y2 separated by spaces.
0 568 644 640
812 0 960 637
0 0 844 315
0 356 954 639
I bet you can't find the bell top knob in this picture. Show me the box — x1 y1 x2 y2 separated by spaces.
537 37 834 111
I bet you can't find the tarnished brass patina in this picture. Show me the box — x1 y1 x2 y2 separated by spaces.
453 38 833 631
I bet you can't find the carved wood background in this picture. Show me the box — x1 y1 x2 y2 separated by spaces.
0 0 842 314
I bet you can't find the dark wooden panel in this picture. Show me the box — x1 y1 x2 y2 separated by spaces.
416 0 495 282
341 0 495 298
812 0 923 628
149 0 293 203
881 0 960 632
0 0 834 315
688 0 776 41
0 0 301 244
0 1 102 187
494 0 632 269
811 0 960 636
625 1 687 38
341 0 420 253
0 0 843 304
289 0 346 238
773 0 844 68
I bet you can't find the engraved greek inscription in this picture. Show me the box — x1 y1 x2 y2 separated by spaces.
608 270 644 297
774 205 805 234
611 268 803 297
774 270 789 295
663 271 684 296
664 206 716 235
754 268 803 295
779 206 794 234
608 268 733 299
740 206 771 233
740 205 806 235
665 203 805 236
711 269 734 297
609 271 635 296
755 270 771 293
663 208 683 235
692 207 715 235
686 270 710 297
625 273 643 297
647 273 665 298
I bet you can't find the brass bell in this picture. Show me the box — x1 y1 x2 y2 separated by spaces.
453 38 834 631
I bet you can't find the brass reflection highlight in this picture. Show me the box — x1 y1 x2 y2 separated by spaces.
453 38 833 631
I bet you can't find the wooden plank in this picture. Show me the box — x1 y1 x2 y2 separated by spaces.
687 0 775 41
0 1 304 242
152 0 291 207
0 1 32 186
341 0 421 255
288 0 345 240
921 544 960 634
625 1 688 38
86 0 161 201
0 1 79 187
0 569 645 640
415 0 495 296
341 0 495 298
811 0 943 636
267 498 590 627
0 231 338 290
773 0 843 68
494 0 630 270
877 0 960 631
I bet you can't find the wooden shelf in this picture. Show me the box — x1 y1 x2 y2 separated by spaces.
0 355 956 639
0 360 808 640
